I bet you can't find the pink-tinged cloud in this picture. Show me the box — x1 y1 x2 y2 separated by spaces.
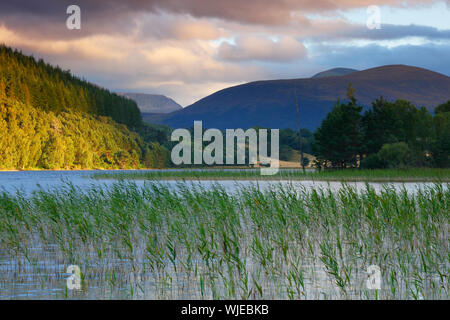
0 0 447 106
123 0 440 25
0 1 441 31
218 36 307 62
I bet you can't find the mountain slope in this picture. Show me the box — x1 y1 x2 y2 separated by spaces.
311 67 358 78
155 65 450 130
0 45 142 127
0 96 145 169
0 46 169 170
119 93 182 113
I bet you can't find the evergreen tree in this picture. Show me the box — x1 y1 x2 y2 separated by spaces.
313 85 363 168
0 45 142 128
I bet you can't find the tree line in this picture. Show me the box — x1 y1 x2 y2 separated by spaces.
313 85 450 169
0 95 169 170
0 45 171 170
0 45 142 128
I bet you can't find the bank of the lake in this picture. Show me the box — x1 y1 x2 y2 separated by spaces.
92 168 450 182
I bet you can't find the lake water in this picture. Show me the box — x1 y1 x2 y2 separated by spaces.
0 169 444 195
0 170 447 299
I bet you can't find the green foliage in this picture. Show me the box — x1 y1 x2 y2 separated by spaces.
313 90 363 168
136 123 173 149
362 98 415 155
360 154 384 169
0 96 167 170
362 99 437 167
377 142 411 169
0 45 142 128
435 101 450 114
2 182 448 298
0 45 172 170
143 142 171 169
314 92 449 168
431 111 450 167
279 128 314 155
94 168 449 182
279 145 293 161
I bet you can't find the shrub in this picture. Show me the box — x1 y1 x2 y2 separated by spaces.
377 142 411 168
360 154 384 169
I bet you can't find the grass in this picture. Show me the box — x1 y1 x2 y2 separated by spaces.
92 168 450 182
0 181 448 299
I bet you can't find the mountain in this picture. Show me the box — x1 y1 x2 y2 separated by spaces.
152 65 450 130
311 67 358 78
118 93 182 114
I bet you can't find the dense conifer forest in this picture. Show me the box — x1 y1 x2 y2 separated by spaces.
0 45 141 128
0 96 169 169
0 46 169 170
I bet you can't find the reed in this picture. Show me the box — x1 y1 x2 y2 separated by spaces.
92 168 450 182
0 181 448 299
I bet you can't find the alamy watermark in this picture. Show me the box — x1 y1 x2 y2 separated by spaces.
366 5 381 30
366 265 382 290
66 264 82 290
171 121 279 175
66 5 81 30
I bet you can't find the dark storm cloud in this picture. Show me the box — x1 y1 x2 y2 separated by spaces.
0 1 141 40
0 0 442 39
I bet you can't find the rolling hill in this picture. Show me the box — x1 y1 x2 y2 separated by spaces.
118 93 182 113
151 65 450 130
311 67 358 78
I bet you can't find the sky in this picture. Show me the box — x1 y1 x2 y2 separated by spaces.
0 0 449 106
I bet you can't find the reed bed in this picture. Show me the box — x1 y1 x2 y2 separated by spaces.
0 181 448 299
92 168 450 182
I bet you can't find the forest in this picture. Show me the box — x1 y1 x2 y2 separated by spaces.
0 45 169 170
313 86 450 169
0 45 141 128
0 96 169 170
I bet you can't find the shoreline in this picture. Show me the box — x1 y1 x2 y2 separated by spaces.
0 168 162 172
93 177 448 182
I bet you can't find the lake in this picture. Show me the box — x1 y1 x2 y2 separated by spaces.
0 170 448 300
0 169 443 195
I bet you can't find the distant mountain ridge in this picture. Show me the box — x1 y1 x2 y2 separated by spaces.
150 65 450 130
311 67 359 78
119 93 182 114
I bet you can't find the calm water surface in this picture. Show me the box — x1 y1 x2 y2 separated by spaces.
0 169 442 194
0 170 447 299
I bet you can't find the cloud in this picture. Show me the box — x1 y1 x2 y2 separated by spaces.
0 0 441 36
0 0 447 106
218 36 307 62
0 23 266 105
169 20 224 40
312 23 450 41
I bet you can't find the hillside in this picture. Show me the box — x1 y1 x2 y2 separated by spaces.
0 45 142 128
0 46 169 170
119 93 182 113
311 67 358 78
0 96 158 169
153 65 450 130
